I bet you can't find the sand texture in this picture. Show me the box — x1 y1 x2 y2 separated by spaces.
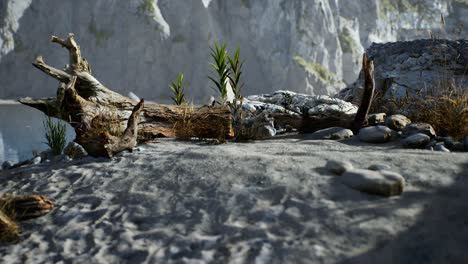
1 138 467 263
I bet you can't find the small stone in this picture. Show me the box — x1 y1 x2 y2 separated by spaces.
385 114 411 131
2 161 15 170
63 142 88 160
325 160 353 175
368 113 386 126
358 126 393 143
402 133 431 149
434 144 450 152
31 156 42 165
402 123 436 138
368 164 391 171
339 169 405 197
305 127 353 140
464 137 468 151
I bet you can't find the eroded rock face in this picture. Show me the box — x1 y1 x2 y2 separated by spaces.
0 0 466 101
338 39 468 104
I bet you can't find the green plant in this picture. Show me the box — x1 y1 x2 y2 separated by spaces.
43 116 67 155
209 42 229 104
169 72 186 106
227 46 250 141
228 46 244 103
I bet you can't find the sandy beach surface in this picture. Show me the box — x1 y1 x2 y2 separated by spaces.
1 137 467 263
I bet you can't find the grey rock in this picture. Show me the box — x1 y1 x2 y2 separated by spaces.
368 164 391 171
425 140 437 149
451 142 465 152
305 127 353 140
402 133 431 149
339 169 405 197
2 160 15 170
402 123 436 138
434 144 450 152
338 40 468 106
358 126 393 143
385 115 411 131
368 113 386 126
64 142 88 160
325 160 353 176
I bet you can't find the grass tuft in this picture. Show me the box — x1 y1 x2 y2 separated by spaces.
43 116 67 155
169 72 186 106
209 42 229 104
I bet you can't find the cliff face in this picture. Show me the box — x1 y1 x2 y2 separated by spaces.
0 0 466 102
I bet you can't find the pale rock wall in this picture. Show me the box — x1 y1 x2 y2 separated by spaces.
0 0 466 103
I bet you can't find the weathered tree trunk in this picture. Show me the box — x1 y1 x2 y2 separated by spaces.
352 53 375 133
19 34 232 157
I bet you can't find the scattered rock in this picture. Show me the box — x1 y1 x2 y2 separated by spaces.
358 126 393 143
339 169 405 197
402 133 431 149
368 113 386 126
435 144 450 153
31 156 42 165
2 161 15 170
450 142 465 152
368 164 391 171
402 123 436 138
305 127 353 140
64 142 88 160
385 114 411 131
325 160 353 175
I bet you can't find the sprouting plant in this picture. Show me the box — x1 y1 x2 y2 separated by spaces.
228 46 245 103
169 72 186 106
43 116 67 155
208 42 229 104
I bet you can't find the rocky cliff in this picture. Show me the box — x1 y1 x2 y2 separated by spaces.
0 0 466 102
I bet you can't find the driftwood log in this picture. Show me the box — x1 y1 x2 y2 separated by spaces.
19 34 232 157
0 194 54 221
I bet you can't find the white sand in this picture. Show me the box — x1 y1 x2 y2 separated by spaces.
1 137 467 263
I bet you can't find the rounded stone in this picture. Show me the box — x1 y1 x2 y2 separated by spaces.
435 144 450 152
339 169 405 197
368 163 391 171
402 133 431 149
325 160 353 175
358 126 393 143
305 127 354 140
385 114 411 131
402 123 436 138
368 113 386 126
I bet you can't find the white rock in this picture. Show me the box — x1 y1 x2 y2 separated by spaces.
31 156 41 165
434 144 450 152
325 160 353 175
358 126 393 143
385 115 411 131
339 169 405 197
368 113 386 126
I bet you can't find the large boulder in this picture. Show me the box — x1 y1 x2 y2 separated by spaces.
402 123 436 138
338 39 468 105
305 127 353 140
385 114 411 131
401 133 431 149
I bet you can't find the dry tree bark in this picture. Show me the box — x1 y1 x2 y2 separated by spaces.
351 53 375 133
19 34 232 157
